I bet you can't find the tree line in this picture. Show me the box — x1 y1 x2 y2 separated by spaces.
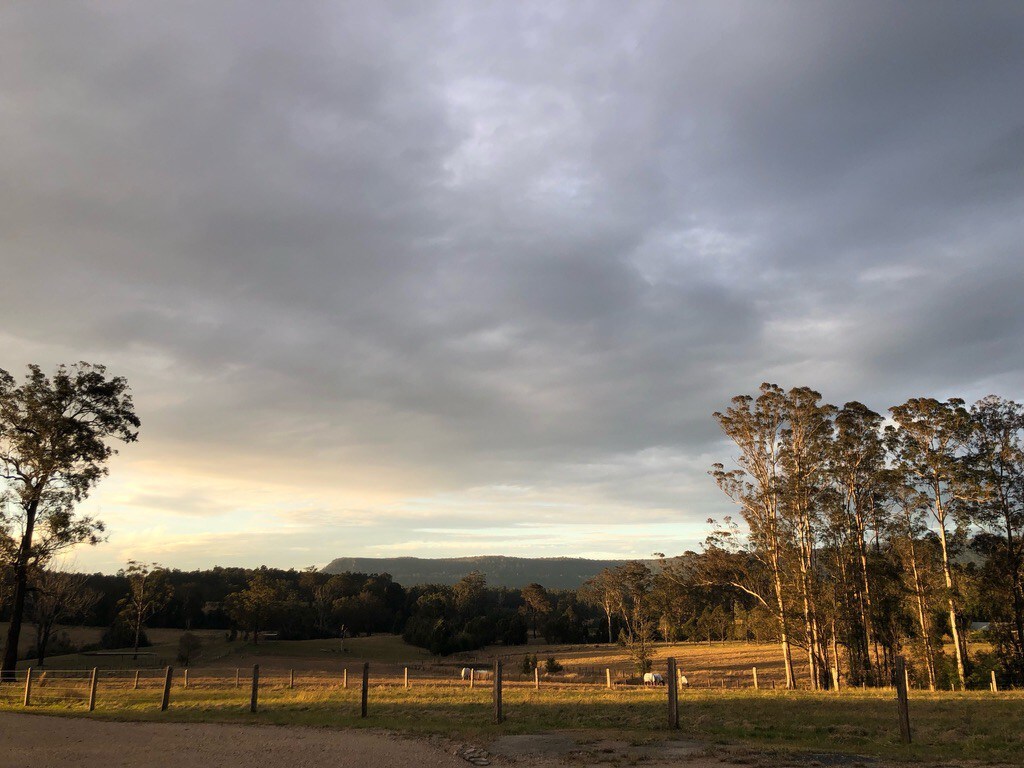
696 384 1024 691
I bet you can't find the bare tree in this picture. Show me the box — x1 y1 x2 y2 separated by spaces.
119 561 172 659
581 569 621 644
28 567 100 666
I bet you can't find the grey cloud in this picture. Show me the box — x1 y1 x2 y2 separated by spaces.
2 1 1023 568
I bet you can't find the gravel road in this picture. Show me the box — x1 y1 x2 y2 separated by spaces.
0 713 466 768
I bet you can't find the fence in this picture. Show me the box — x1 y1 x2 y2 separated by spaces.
1 654 994 744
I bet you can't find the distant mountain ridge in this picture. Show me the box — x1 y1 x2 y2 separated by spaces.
321 555 637 589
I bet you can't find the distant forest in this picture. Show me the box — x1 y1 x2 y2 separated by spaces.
321 556 642 589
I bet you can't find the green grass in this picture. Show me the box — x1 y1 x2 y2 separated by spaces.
2 674 1022 764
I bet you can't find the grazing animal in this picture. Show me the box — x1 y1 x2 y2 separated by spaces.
679 674 689 687
460 667 492 680
643 672 665 686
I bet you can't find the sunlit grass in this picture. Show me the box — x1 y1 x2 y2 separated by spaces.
2 671 1022 763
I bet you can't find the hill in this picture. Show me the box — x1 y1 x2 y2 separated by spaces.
320 555 636 589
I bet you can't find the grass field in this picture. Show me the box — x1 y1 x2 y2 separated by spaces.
1 660 1021 763
4 633 1017 764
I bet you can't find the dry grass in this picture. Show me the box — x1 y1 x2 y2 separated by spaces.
1 669 1021 764
8 634 1018 764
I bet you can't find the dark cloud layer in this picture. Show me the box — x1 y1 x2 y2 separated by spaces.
2 2 1023 569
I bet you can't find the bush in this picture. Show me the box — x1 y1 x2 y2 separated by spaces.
177 632 203 665
101 620 148 650
544 656 563 675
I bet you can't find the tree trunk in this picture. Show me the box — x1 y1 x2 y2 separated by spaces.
1 496 39 679
935 502 967 688
771 555 795 689
907 532 937 690
853 504 876 685
1004 519 1024 676
36 621 52 668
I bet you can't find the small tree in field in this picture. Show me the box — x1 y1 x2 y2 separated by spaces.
615 561 656 673
119 561 172 659
0 363 139 677
28 568 100 666
177 632 203 665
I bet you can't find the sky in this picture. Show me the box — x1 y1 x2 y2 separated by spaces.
2 2 1023 574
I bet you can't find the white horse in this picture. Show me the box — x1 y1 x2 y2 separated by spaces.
643 672 665 686
460 667 492 680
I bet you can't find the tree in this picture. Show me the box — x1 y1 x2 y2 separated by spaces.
969 396 1024 683
453 571 487 616
225 572 288 643
889 476 940 690
176 632 203 665
829 401 888 686
119 561 172 659
0 363 140 677
581 569 621 644
711 383 797 688
778 386 836 690
520 583 551 639
614 561 656 673
28 567 100 666
888 397 975 689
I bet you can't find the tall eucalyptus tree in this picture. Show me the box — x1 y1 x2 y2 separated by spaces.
0 363 139 678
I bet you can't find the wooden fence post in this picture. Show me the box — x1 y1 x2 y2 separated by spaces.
88 668 98 712
470 668 475 689
606 668 612 689
894 657 911 744
133 670 140 690
404 667 409 689
667 658 679 730
23 667 32 707
160 667 173 711
991 670 998 692
493 660 503 724
184 668 189 689
534 667 539 690
290 669 295 689
235 668 240 688
752 667 758 690
250 664 259 713
360 663 369 718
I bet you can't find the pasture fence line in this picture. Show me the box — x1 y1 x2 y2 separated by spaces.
0 656 1010 745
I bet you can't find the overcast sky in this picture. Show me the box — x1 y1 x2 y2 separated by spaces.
3 2 1023 574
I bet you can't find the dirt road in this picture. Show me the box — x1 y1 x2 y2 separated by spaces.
0 713 465 768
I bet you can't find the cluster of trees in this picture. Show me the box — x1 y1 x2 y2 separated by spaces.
401 571 529 654
700 384 1024 691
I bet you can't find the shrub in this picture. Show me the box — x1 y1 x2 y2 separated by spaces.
177 632 203 665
